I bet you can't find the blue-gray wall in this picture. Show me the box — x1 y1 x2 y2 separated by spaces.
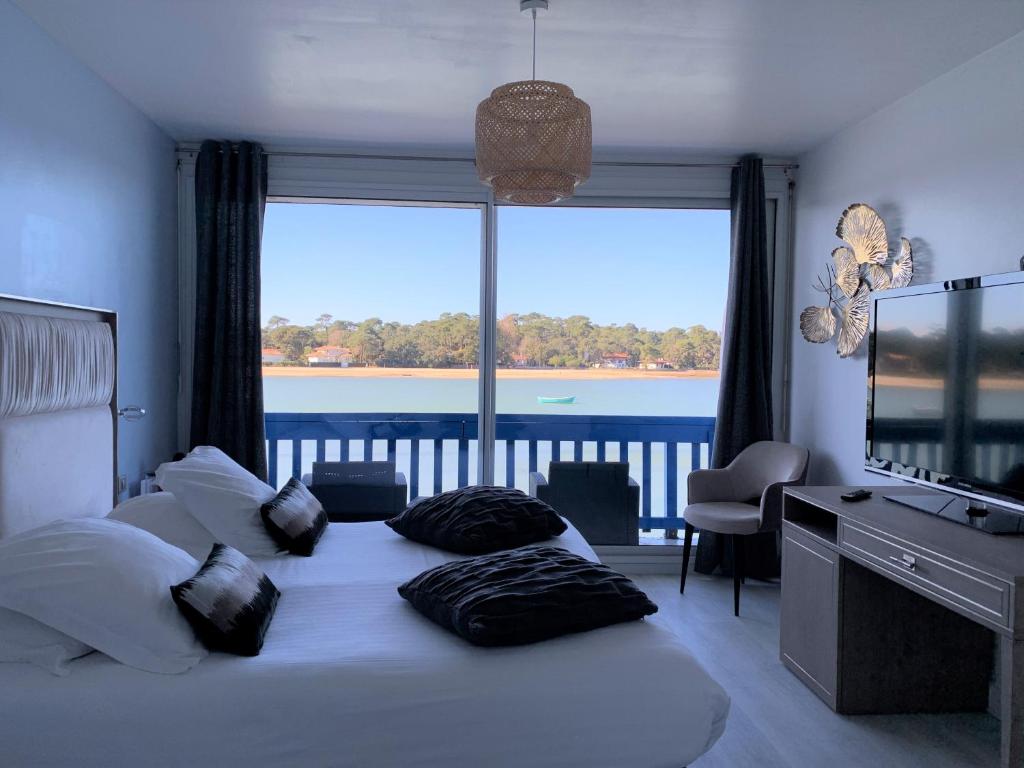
0 0 178 492
790 32 1024 485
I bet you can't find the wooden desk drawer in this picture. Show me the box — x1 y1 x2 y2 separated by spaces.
839 519 1011 629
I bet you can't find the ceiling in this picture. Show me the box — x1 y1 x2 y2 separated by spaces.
15 0 1024 156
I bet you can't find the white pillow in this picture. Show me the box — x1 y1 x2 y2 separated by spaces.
0 607 92 677
155 446 282 557
0 518 207 674
108 492 216 560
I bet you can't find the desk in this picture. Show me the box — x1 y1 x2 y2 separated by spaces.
781 486 1024 768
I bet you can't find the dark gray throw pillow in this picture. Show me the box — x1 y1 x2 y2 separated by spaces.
260 478 328 556
385 485 567 554
397 546 657 646
170 544 280 656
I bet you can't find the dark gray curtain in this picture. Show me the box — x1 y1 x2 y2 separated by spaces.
190 140 269 480
694 155 776 577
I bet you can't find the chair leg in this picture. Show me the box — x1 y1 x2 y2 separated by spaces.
679 523 694 594
732 534 745 617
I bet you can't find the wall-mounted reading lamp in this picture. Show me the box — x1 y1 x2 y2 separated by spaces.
118 405 146 422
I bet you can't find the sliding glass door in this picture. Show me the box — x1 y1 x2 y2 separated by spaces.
259 196 733 539
260 201 482 493
494 205 730 534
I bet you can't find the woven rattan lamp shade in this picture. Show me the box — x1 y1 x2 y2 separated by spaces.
475 80 592 204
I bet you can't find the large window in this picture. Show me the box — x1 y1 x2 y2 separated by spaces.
260 198 732 536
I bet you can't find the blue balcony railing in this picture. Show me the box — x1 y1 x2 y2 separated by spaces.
265 412 715 530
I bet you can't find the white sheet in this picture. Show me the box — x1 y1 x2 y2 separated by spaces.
0 522 729 767
257 516 596 587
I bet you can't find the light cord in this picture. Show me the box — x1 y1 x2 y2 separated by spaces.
532 8 537 80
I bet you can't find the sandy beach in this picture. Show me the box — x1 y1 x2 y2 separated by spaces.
263 366 720 381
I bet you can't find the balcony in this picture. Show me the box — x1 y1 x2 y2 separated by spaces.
265 412 716 532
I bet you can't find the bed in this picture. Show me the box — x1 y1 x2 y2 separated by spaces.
0 296 729 767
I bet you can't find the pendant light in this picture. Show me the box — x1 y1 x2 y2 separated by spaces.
475 0 592 204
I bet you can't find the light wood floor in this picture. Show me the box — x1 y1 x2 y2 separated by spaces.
630 572 1000 767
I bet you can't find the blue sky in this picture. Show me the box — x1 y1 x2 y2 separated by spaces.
261 202 731 331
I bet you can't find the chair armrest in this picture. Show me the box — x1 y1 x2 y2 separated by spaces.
393 472 409 510
529 472 548 498
687 467 736 504
626 477 640 522
758 479 804 532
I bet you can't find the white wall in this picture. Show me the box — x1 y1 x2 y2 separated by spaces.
0 0 178 492
790 32 1024 485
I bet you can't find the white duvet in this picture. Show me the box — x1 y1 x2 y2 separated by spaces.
0 522 729 768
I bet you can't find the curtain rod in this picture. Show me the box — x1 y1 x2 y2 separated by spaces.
179 146 797 170
269 150 799 170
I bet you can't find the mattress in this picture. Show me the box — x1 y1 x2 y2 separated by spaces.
0 522 729 768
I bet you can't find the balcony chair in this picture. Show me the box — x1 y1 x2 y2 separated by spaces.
530 461 639 546
679 441 809 616
301 461 408 522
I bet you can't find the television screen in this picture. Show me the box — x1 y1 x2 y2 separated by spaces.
868 279 1024 505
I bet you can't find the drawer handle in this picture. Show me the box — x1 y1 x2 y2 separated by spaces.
888 553 917 571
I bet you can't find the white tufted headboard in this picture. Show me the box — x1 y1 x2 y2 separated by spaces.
0 295 117 538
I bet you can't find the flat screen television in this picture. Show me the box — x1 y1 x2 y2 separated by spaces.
866 271 1024 518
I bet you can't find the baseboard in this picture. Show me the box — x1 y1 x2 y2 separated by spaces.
595 544 687 574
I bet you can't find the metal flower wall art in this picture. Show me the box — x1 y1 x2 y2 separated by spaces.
800 203 914 357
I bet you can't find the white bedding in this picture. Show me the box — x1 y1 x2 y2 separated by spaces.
257 517 596 587
0 522 729 768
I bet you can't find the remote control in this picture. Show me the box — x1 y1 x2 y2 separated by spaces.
841 489 873 502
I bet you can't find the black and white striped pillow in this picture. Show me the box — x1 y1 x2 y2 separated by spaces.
260 478 328 556
170 544 280 656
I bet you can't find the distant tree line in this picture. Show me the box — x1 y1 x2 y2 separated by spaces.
262 312 721 370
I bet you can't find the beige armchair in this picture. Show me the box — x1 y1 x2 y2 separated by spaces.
679 440 809 615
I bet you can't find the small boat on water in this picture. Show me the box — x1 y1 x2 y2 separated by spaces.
537 395 576 405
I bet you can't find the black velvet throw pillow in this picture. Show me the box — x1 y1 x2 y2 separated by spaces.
385 485 567 554
260 477 328 556
170 544 280 656
398 546 657 646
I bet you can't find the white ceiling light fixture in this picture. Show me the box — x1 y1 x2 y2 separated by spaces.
475 0 592 205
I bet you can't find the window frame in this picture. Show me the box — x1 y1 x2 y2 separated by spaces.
176 149 794 482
